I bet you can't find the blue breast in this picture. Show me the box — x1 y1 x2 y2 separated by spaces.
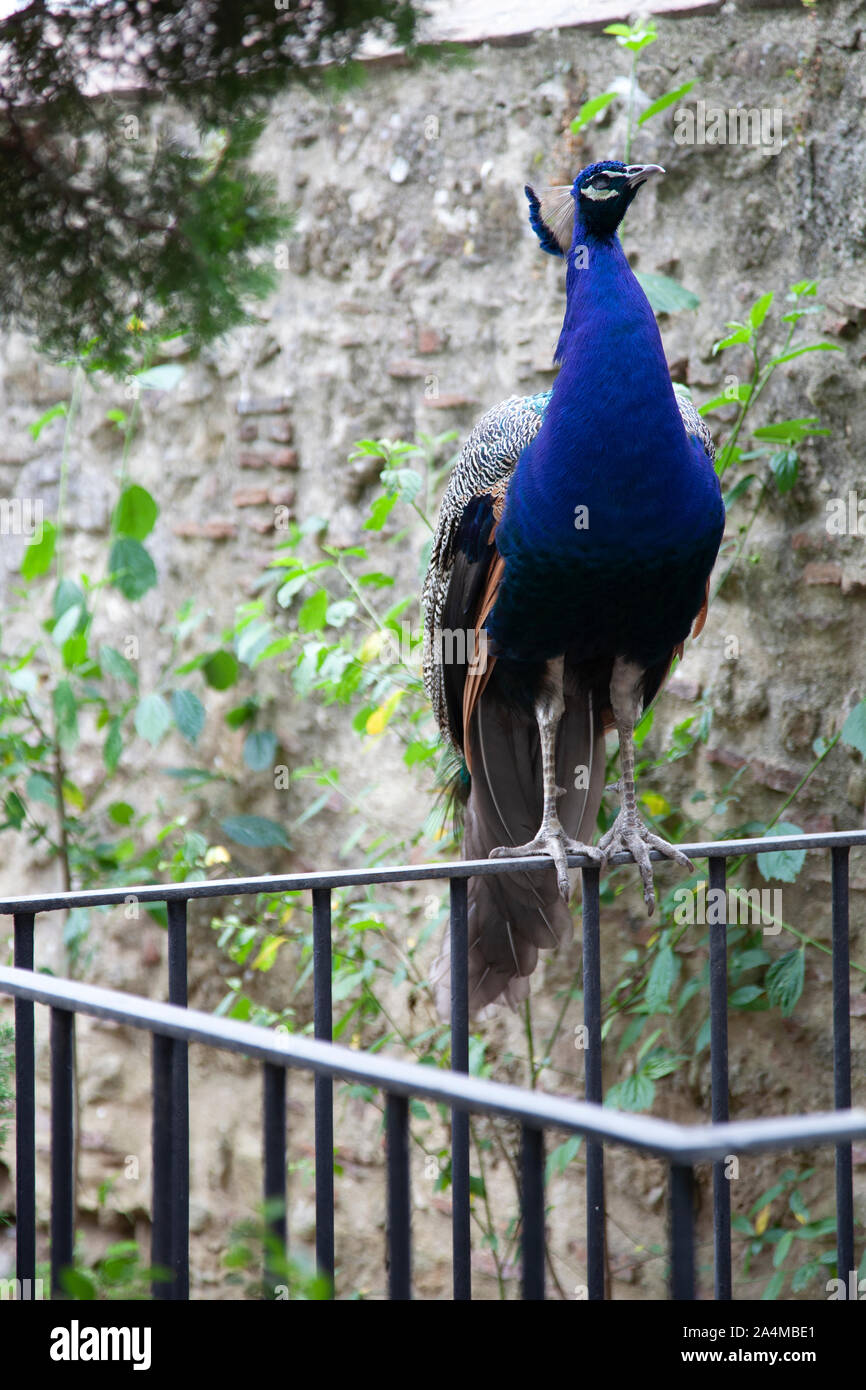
487 232 724 667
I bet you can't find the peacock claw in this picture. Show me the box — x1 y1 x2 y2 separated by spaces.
490 825 605 903
597 810 694 914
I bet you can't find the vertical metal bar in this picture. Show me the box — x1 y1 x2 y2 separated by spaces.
669 1163 696 1301
386 1092 411 1300
831 846 854 1290
151 1032 172 1300
166 897 189 1300
449 876 471 1301
13 911 35 1290
521 1123 545 1301
50 1007 74 1298
263 1062 287 1298
167 896 188 1007
708 856 731 1300
581 865 605 1300
312 886 335 1294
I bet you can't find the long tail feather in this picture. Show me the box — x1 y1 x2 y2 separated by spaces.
431 678 605 1017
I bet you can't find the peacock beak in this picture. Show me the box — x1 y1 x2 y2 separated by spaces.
624 164 665 189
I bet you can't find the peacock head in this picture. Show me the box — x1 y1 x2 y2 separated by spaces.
525 161 664 255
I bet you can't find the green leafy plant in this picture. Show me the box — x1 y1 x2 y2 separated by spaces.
0 1022 13 1158
568 22 702 318
224 1201 332 1300
59 1240 171 1301
733 1168 840 1299
570 19 694 163
703 280 841 599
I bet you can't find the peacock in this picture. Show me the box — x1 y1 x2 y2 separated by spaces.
422 161 725 1015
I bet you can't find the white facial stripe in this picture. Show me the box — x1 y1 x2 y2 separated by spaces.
581 186 619 200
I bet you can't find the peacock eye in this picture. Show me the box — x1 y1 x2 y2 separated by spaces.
590 174 611 190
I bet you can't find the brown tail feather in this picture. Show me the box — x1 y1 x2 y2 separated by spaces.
431 680 605 1017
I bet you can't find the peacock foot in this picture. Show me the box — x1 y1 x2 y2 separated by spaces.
490 821 605 903
597 810 693 914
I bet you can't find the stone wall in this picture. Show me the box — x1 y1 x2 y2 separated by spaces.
0 0 864 1298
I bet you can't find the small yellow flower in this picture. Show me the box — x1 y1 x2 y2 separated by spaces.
62 781 84 810
359 631 386 662
365 690 403 736
641 791 670 817
205 845 231 866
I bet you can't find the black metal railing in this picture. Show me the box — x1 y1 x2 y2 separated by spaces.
1 828 865 1301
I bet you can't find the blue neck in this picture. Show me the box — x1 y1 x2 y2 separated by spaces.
499 225 694 548
551 227 682 452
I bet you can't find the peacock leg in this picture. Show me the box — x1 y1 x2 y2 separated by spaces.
489 655 604 902
597 657 693 913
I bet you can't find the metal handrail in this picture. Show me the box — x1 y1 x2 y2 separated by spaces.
1 827 865 914
1 964 865 1164
1 827 863 1300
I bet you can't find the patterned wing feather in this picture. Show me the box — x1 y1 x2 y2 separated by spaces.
422 392 550 750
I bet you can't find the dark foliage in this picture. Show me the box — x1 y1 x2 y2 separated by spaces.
0 0 423 371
